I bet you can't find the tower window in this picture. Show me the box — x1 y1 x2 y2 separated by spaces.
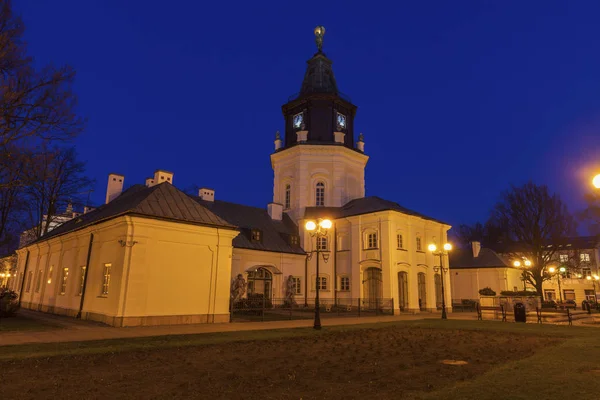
416 236 422 251
397 234 404 249
317 236 328 251
316 182 325 207
285 184 291 210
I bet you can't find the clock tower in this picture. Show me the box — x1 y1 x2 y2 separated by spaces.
271 26 369 223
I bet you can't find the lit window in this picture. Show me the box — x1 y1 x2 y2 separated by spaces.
316 182 325 206
559 254 568 263
60 267 69 295
35 270 42 293
25 270 33 292
251 229 262 242
582 267 591 277
397 234 403 249
366 232 378 249
581 253 591 262
292 277 302 294
317 275 328 290
47 266 53 284
317 236 328 251
284 184 291 210
102 264 111 296
79 266 86 296
340 276 350 291
563 289 575 301
416 236 422 251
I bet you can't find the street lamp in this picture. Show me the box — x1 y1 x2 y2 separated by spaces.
513 259 533 291
428 242 452 320
548 266 567 303
593 174 600 189
305 217 332 330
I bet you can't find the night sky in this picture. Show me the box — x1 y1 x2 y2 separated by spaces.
15 1 600 231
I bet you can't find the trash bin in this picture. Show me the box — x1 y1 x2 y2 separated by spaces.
514 302 526 323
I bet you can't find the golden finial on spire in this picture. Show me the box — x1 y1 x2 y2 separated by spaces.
314 26 326 52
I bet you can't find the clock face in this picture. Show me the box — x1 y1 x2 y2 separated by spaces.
336 112 346 129
293 113 303 129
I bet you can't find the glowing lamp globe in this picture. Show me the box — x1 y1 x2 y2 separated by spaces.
305 221 317 231
524 260 532 267
443 243 452 251
587 275 592 281
595 275 600 281
593 174 600 189
428 244 437 252
559 266 566 273
513 261 521 267
319 219 332 229
548 267 556 273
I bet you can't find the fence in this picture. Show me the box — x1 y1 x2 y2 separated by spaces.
230 297 394 322
450 298 478 312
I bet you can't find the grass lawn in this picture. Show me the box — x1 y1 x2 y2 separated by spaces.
1 319 599 399
0 313 63 332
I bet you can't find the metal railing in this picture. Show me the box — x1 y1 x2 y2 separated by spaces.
230 297 394 322
450 298 478 312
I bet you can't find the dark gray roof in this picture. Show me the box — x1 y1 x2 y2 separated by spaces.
194 199 305 255
305 196 448 225
449 248 512 269
32 183 236 244
300 52 339 96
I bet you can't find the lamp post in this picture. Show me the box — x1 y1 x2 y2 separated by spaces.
513 259 532 291
428 243 452 320
548 266 567 303
305 217 332 330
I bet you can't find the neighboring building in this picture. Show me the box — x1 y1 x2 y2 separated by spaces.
0 253 17 288
12 29 451 326
450 238 600 303
449 242 524 301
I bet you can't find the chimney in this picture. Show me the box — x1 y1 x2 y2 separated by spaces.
472 241 481 258
105 173 124 204
83 205 95 214
199 188 215 202
152 169 173 186
268 203 283 221
145 177 154 187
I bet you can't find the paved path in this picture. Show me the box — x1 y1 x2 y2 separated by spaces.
0 310 478 346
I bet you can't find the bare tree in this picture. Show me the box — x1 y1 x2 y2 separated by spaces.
0 0 84 150
0 144 26 244
580 191 600 236
490 182 577 297
22 146 93 242
450 220 509 249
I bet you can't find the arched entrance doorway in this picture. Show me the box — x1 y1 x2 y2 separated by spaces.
363 267 383 309
247 267 273 299
417 272 427 311
434 274 442 309
397 271 408 311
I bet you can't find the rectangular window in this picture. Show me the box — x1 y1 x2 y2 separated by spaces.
317 275 328 290
582 267 592 277
563 289 575 301
18 272 23 291
367 232 378 249
60 267 69 294
47 266 53 284
559 254 568 263
292 277 301 294
416 237 422 251
340 276 350 291
79 266 86 295
544 290 555 301
316 182 325 207
581 253 591 262
35 269 42 293
397 234 403 249
289 235 299 246
284 185 291 210
585 289 595 301
317 236 328 251
25 270 33 292
102 264 111 296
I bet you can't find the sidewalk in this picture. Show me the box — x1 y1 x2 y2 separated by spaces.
0 310 477 346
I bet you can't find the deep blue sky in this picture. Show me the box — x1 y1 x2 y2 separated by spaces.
15 1 600 230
